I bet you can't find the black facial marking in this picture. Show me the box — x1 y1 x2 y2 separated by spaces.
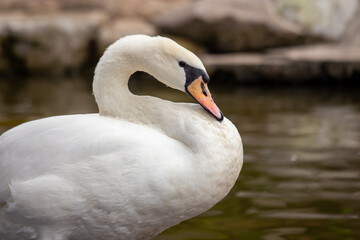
201 82 207 96
181 62 210 87
181 61 222 122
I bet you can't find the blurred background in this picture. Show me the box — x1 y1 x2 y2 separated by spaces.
0 0 359 239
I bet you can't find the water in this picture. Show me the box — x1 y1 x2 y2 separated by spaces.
0 75 359 240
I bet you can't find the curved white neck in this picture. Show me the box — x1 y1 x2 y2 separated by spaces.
93 37 179 123
92 37 232 152
93 55 136 118
92 41 197 149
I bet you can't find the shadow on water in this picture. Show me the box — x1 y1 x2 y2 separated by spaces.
0 74 359 240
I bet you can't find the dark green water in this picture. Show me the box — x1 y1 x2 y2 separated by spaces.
0 76 359 240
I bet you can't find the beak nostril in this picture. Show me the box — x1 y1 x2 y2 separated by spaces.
201 82 208 97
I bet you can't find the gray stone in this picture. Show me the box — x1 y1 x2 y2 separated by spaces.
98 18 157 55
202 44 360 82
153 0 314 52
273 0 358 41
0 12 106 75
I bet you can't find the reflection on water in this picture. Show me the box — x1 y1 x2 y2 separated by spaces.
0 76 359 240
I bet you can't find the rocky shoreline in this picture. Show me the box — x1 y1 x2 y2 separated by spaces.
0 0 359 83
203 44 360 83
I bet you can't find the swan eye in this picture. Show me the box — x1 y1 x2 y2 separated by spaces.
178 61 186 68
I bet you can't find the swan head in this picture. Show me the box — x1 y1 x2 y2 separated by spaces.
146 35 223 121
97 35 223 121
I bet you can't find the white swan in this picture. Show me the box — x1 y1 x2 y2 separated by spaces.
0 35 243 240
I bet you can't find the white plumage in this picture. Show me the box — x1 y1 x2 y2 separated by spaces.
0 35 243 240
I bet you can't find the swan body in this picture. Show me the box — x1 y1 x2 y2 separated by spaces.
0 35 243 240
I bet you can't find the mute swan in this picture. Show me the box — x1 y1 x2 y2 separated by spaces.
0 35 243 240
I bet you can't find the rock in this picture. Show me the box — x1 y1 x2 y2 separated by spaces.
1 0 359 79
0 0 194 19
0 12 106 75
271 44 360 62
153 0 315 52
98 18 157 55
202 44 360 83
341 1 360 45
273 0 359 41
102 0 192 20
154 0 360 52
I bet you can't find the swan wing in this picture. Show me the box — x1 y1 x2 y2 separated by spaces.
0 114 189 202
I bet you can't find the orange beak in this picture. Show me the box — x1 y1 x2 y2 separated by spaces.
185 76 223 121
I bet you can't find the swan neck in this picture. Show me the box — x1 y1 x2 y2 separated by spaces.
92 36 223 151
93 48 142 118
